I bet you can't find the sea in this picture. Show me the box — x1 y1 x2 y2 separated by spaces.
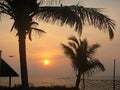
0 76 120 90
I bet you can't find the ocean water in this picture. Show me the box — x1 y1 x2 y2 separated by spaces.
0 77 120 90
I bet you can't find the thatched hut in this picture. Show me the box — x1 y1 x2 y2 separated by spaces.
0 50 19 88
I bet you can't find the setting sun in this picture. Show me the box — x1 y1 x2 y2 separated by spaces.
43 59 50 65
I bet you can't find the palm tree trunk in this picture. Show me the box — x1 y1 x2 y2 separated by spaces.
18 32 29 88
83 73 85 90
75 71 81 90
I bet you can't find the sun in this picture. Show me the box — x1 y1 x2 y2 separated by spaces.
43 59 50 65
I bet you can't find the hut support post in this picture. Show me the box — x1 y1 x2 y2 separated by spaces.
9 76 11 88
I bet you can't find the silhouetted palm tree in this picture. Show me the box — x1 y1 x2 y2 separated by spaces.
62 36 105 90
0 0 46 88
0 0 115 88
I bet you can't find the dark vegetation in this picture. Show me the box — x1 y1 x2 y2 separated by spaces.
0 0 116 89
0 86 76 90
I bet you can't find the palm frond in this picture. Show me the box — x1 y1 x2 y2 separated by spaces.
84 59 105 77
27 27 46 41
29 28 46 40
75 6 115 39
10 22 15 32
0 3 9 14
28 29 32 40
0 2 14 18
30 21 39 26
36 6 83 34
68 42 77 52
90 59 105 71
61 43 78 71
81 39 88 51
68 36 80 47
0 2 11 11
31 27 46 33
87 44 100 58
61 43 76 60
37 5 115 39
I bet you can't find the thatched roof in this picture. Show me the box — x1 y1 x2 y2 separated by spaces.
0 58 19 77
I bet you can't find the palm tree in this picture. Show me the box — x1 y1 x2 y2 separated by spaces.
0 0 115 88
62 36 105 90
0 0 46 88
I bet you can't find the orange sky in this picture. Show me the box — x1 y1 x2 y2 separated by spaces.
0 0 120 85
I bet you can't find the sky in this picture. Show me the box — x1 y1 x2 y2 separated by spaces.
0 0 120 85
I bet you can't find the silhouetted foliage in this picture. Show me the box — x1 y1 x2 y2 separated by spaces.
37 5 115 39
62 36 105 89
0 86 76 90
0 0 115 88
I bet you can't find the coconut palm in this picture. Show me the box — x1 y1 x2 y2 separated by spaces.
62 36 105 90
0 0 115 88
0 0 46 88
